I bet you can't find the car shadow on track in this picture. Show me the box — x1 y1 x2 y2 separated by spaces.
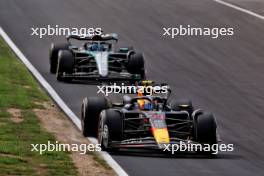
63 79 133 86
109 149 241 159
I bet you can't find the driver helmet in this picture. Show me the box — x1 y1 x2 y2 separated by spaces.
137 92 153 110
90 43 104 51
137 99 153 110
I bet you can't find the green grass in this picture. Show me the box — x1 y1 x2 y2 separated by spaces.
86 150 112 170
0 37 77 176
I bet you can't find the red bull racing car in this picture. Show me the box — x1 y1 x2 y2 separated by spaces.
81 89 218 155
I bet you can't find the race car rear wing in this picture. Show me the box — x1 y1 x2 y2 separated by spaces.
66 33 118 42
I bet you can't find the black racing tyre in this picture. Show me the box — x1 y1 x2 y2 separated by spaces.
194 111 217 155
170 99 193 116
49 43 69 74
81 97 110 137
56 50 74 82
98 109 123 151
127 53 145 79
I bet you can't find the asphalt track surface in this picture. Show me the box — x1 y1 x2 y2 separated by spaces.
225 0 264 15
1 0 264 175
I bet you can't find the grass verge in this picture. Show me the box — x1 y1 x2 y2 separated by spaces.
0 36 113 176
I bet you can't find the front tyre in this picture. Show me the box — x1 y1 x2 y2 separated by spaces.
98 109 122 151
194 111 217 155
56 50 74 82
127 53 146 80
49 43 69 74
81 97 110 137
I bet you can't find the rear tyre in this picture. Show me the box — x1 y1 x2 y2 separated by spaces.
56 50 74 82
127 53 145 79
98 109 122 151
194 111 217 155
81 97 110 137
49 43 69 74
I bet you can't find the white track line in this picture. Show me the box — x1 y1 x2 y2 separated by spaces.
0 27 128 176
214 0 264 20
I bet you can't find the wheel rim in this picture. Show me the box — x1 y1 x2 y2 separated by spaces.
98 117 104 144
81 99 87 132
102 125 109 148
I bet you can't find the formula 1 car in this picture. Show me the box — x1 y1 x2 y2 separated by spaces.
49 33 145 82
81 90 218 154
